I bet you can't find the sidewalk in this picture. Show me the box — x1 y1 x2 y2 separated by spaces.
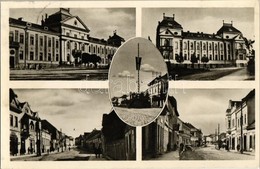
144 151 179 160
10 150 65 160
88 154 108 161
218 148 255 156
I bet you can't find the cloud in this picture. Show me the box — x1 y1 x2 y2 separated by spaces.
140 64 157 73
118 70 134 78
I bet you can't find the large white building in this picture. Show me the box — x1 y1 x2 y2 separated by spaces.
225 89 255 152
9 8 124 69
156 14 250 67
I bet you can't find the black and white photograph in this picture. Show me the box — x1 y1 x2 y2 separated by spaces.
142 89 255 160
9 8 136 80
9 88 136 161
142 8 255 80
109 37 169 126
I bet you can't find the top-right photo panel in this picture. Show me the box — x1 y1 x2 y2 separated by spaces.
142 8 255 81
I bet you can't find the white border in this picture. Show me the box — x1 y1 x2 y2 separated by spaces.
1 1 259 169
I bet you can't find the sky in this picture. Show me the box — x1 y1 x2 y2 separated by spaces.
109 37 168 98
13 89 112 138
9 8 136 40
169 88 253 135
142 8 255 44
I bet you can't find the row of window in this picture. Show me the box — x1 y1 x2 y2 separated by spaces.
19 50 59 62
9 31 59 49
66 41 116 55
161 38 233 51
228 114 247 129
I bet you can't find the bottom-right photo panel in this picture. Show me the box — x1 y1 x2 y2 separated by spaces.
142 88 255 160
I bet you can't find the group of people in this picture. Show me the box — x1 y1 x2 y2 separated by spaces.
94 145 102 158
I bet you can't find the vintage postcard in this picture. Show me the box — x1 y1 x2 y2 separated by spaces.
1 1 259 169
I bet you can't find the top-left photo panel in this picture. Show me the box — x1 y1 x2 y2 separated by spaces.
9 8 136 80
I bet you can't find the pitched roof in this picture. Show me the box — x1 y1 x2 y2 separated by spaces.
242 89 255 102
168 96 179 116
217 23 241 35
9 17 58 34
159 15 183 29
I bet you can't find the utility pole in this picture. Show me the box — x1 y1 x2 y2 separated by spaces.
240 101 243 154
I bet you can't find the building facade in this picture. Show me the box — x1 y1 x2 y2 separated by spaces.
147 73 168 108
225 89 255 151
9 89 71 156
156 14 250 67
9 8 124 69
142 96 179 158
102 110 136 160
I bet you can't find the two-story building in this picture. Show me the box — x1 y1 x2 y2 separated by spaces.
225 89 255 151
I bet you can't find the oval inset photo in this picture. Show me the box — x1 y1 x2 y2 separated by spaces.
109 37 169 127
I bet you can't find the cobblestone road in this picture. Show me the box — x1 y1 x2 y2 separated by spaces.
114 107 162 126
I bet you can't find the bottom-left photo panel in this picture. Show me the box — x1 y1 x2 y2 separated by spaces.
9 88 136 161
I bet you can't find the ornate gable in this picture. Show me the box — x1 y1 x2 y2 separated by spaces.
61 16 90 33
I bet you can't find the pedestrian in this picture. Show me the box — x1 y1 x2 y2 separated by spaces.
226 144 229 152
179 143 185 160
97 145 102 158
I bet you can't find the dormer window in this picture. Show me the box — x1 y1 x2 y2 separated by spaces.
174 32 178 35
226 35 229 39
74 20 77 26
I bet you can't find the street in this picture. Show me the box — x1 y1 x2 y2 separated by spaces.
178 67 254 81
10 69 108 80
114 107 162 126
11 148 107 161
216 67 254 80
147 145 255 160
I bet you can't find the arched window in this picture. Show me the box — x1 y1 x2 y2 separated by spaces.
67 41 70 50
30 121 34 130
74 42 77 49
190 43 193 50
209 43 212 50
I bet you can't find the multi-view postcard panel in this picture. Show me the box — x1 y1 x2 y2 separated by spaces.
6 4 257 164
142 8 255 81
10 88 136 161
9 8 136 80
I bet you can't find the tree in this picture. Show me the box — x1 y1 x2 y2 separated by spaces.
201 56 209 68
81 53 101 67
190 53 198 68
72 49 82 65
175 52 184 64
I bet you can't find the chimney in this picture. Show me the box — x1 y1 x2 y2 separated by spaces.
18 17 23 21
41 15 44 25
231 20 233 26
45 13 48 19
163 13 165 19
173 14 175 20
